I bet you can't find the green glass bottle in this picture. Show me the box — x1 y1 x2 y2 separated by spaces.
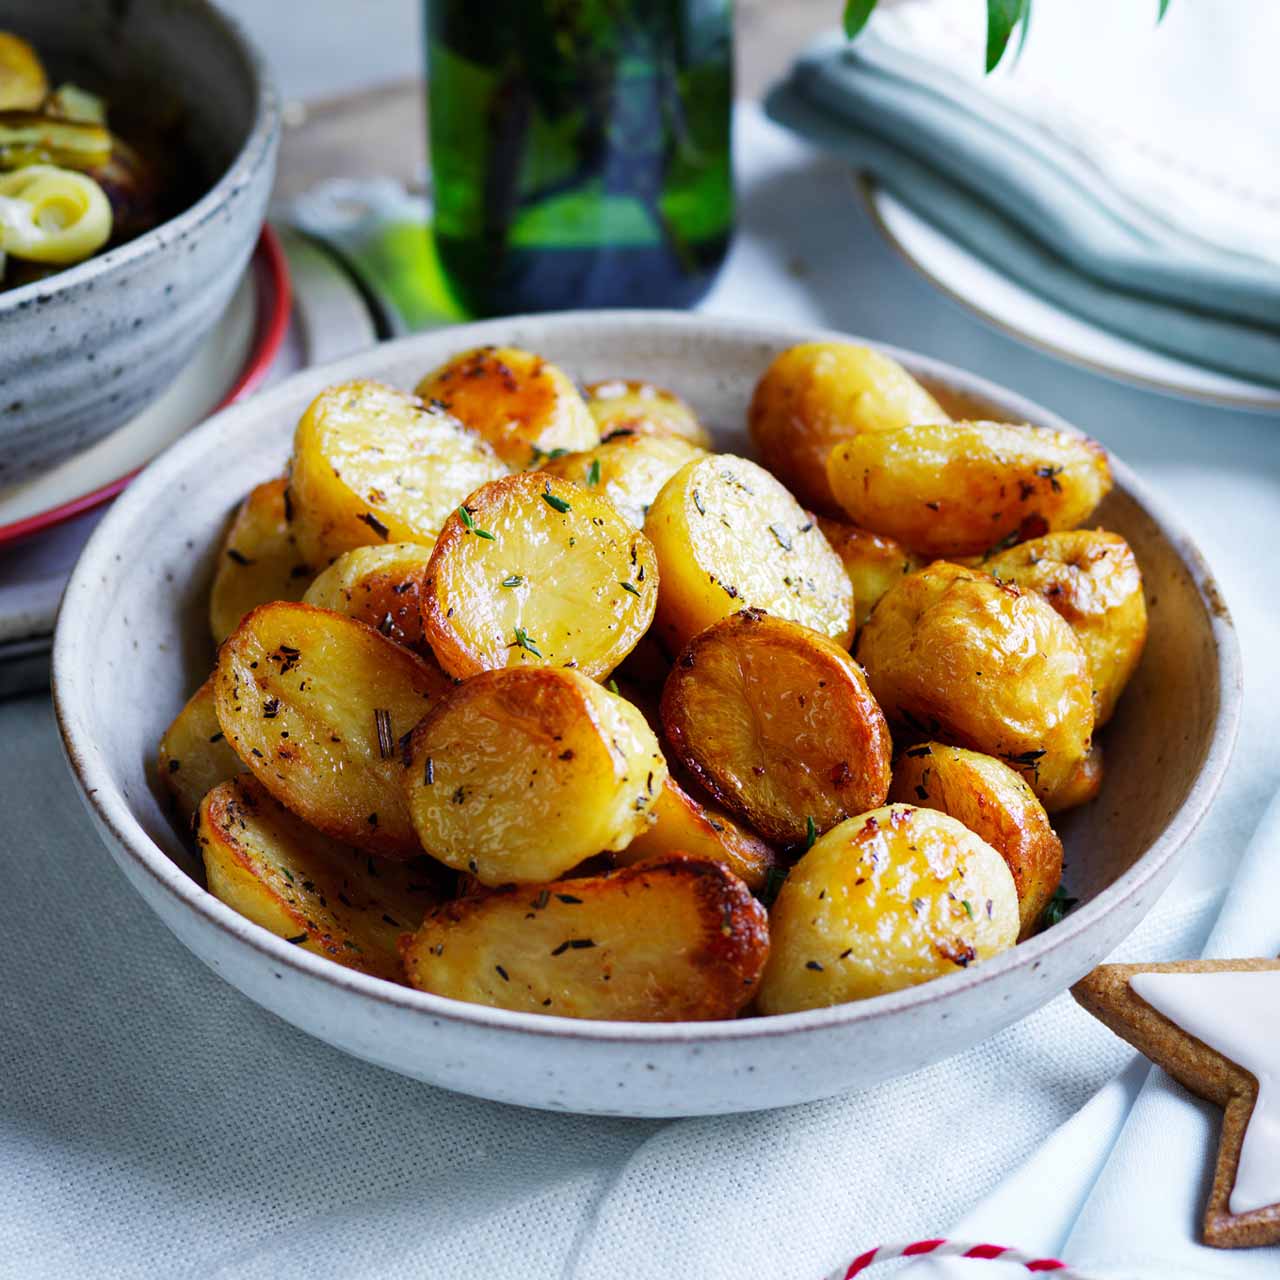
426 0 734 316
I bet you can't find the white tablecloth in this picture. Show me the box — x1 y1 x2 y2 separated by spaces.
3 104 1277 1280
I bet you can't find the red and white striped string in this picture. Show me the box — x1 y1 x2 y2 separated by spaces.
824 1238 1093 1279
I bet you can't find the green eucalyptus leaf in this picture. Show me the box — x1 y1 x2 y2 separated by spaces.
985 0 1026 72
843 0 879 39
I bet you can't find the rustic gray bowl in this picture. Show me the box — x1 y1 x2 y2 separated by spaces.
0 0 279 486
52 313 1241 1117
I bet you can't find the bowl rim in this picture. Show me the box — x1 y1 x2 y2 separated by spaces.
52 310 1244 1048
0 0 280 313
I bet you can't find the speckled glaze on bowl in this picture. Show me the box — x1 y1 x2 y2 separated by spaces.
52 313 1241 1117
0 0 279 486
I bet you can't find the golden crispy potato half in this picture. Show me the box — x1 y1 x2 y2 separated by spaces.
816 515 923 630
209 478 313 644
157 677 244 824
584 378 713 449
402 854 768 1020
421 472 658 680
662 610 891 844
889 743 1062 940
615 776 776 894
539 432 706 529
644 454 854 653
288 379 507 566
748 342 949 513
827 421 1113 558
403 667 667 886
414 346 596 470
302 541 437 660
983 530 1146 727
214 602 450 858
757 805 1018 1013
1041 743 1104 814
856 562 1094 801
198 776 442 981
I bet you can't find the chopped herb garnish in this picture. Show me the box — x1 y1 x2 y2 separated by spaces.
555 893 583 905
357 512 390 540
423 756 435 785
769 523 793 552
530 444 569 463
262 697 280 719
501 574 523 588
226 548 253 566
804 815 818 850
607 678 621 695
1040 884 1079 930
692 489 706 516
495 964 510 982
620 581 641 597
1005 748 1047 767
457 505 496 540
514 627 543 657
542 485 572 514
285 933 308 945
805 960 824 972
761 866 788 907
961 899 974 919
585 458 601 487
374 708 394 759
532 889 550 910
550 938 596 955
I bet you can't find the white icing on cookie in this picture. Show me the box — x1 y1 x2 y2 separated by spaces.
1130 971 1280 1217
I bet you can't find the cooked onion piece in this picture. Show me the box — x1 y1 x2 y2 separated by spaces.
816 515 923 630
662 610 891 844
584 378 713 449
402 854 768 1020
421 472 658 680
643 454 854 654
757 805 1018 1013
403 667 667 886
157 677 244 824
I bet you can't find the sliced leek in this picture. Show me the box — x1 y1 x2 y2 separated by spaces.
0 165 111 264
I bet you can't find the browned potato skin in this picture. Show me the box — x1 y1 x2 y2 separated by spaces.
615 776 777 894
209 478 313 644
662 610 892 845
415 346 596 469
157 677 244 824
983 530 1146 727
826 421 1113 558
748 341 950 513
889 743 1063 939
584 378 713 449
214 602 451 858
1042 743 1104 814
816 515 923 630
198 776 442 981
402 854 769 1020
856 562 1094 801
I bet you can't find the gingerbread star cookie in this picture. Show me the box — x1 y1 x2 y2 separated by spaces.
1073 958 1280 1249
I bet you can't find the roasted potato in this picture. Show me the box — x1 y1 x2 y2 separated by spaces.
983 530 1146 726
1041 743 1104 814
856 562 1094 801
421 472 658 680
157 677 244 824
615 776 777 893
208 478 313 644
816 515 924 630
403 667 667 885
288 380 508 566
539 432 706 529
213 602 450 858
414 346 596 469
402 854 768 1020
302 541 437 660
584 378 713 449
757 805 1018 1013
643 453 854 653
198 776 441 981
662 611 891 844
827 420 1113 558
888 743 1062 939
748 341 949 513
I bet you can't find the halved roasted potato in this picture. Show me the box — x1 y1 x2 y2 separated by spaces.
983 530 1146 726
643 453 854 653
421 472 658 680
302 541 437 660
888 743 1062 939
288 379 508 566
662 610 891 844
856 562 1094 801
403 667 667 885
213 602 450 857
198 776 442 981
414 346 596 469
757 805 1018 1013
402 854 768 1020
539 432 706 529
748 342 949 513
584 378 713 449
816 515 923 630
615 775 776 893
157 677 244 824
827 421 1113 558
1041 743 1104 814
209 478 313 644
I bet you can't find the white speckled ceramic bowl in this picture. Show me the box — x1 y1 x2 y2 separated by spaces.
0 0 279 485
53 313 1241 1117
